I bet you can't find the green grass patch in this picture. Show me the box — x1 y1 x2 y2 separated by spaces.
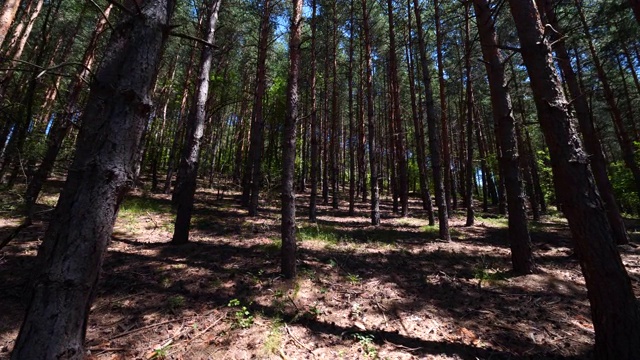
476 215 508 228
120 196 170 217
298 224 342 244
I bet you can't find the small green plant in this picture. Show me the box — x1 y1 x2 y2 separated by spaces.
167 295 185 310
346 273 361 284
228 299 254 328
263 319 283 355
352 333 377 358
150 344 170 359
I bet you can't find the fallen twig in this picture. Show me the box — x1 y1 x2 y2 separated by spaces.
284 323 315 357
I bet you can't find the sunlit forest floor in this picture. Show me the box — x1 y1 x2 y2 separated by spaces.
2 179 640 359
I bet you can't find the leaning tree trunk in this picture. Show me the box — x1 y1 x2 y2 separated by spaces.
474 0 535 274
11 1 174 358
171 0 222 245
536 0 629 245
361 0 380 225
0 0 20 48
507 1 640 358
574 0 640 209
281 0 302 279
24 4 113 215
413 0 449 240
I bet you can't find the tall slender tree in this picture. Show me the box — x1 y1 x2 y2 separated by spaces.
473 0 535 274
361 0 380 225
281 0 302 278
412 0 449 240
172 0 222 245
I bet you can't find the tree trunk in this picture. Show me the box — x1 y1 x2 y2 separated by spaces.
412 0 449 240
574 0 640 208
507 1 640 357
0 0 20 48
386 0 408 216
361 0 380 225
309 0 319 221
406 0 434 223
172 0 222 245
474 0 535 274
464 2 474 226
242 0 271 214
347 0 356 216
11 1 173 357
281 0 302 279
434 0 452 215
24 4 113 214
536 0 629 245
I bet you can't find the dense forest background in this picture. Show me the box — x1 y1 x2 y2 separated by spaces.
2 0 640 358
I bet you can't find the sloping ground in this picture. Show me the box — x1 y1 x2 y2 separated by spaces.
2 184 640 359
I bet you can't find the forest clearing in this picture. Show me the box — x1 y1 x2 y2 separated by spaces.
2 0 640 358
2 181 640 359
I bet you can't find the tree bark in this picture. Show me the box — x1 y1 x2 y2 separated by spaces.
242 0 271 215
574 0 640 208
281 0 302 279
434 0 452 215
24 4 113 214
309 0 319 221
507 1 640 357
474 0 535 274
0 0 20 49
361 0 380 225
536 0 629 245
11 1 174 357
406 0 434 223
413 0 449 239
171 0 222 245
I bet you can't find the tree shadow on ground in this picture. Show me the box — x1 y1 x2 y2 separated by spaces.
0 187 597 358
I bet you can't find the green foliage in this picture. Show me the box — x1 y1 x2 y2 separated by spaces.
535 149 555 206
352 333 377 359
609 161 639 214
228 299 254 329
167 295 185 311
346 273 361 284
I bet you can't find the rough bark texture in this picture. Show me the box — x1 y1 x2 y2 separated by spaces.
536 0 629 245
413 0 449 240
0 0 20 48
11 1 173 357
171 0 222 245
434 0 452 214
474 0 535 274
507 1 640 357
347 0 356 216
574 0 640 209
386 0 408 217
309 0 318 222
361 0 380 226
281 0 302 279
24 4 113 215
463 2 474 227
242 0 271 215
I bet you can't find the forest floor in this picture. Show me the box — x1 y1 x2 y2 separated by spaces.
2 179 640 360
